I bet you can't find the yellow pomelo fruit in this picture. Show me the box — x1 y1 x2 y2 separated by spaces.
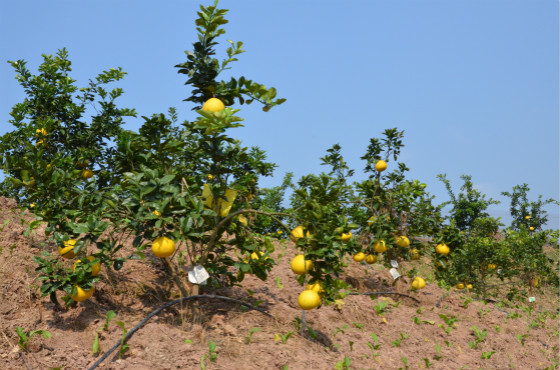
59 239 77 259
435 243 450 255
151 236 176 258
529 227 534 231
71 285 94 302
411 277 426 290
396 236 410 248
82 169 94 180
298 290 321 310
456 283 465 289
525 215 531 220
353 252 365 262
291 254 313 274
341 232 352 242
467 284 473 290
73 256 101 276
202 98 225 112
290 226 310 243
487 263 497 270
410 248 420 260
375 160 387 172
77 159 89 168
365 254 377 264
373 240 387 253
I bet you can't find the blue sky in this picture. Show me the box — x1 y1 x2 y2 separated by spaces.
1 0 558 228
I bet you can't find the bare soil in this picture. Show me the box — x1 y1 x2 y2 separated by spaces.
0 196 558 370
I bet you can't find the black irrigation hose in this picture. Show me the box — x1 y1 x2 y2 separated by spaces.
349 291 421 304
87 294 273 370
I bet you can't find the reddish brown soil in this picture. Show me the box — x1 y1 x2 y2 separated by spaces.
0 196 558 370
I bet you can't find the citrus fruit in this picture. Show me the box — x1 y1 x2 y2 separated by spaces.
306 281 324 295
297 290 321 310
290 226 310 243
487 263 497 270
77 159 89 168
410 248 420 260
59 239 77 259
151 236 176 258
411 277 426 290
71 285 94 302
341 232 352 242
35 128 47 137
525 215 531 220
82 169 94 180
207 174 214 180
396 236 410 248
373 240 387 253
202 98 225 112
375 160 387 172
456 283 465 289
291 254 313 274
435 243 450 255
365 254 377 264
73 256 101 276
529 227 534 231
353 252 365 262
467 284 473 290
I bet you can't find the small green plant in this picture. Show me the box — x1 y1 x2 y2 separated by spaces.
348 340 354 351
413 316 435 325
275 331 294 344
333 324 348 336
495 325 502 333
481 351 496 359
399 357 409 370
423 358 434 368
352 322 364 329
184 338 193 344
434 344 443 360
392 333 409 347
115 321 129 358
392 300 402 308
245 328 261 344
469 326 487 349
516 333 528 346
208 341 218 362
478 307 491 318
307 326 318 340
103 310 116 331
438 313 458 335
16 327 52 351
275 277 284 289
334 356 351 370
373 301 389 316
92 310 117 356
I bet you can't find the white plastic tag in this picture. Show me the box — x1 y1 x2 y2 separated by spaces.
528 297 536 303
389 268 400 280
188 265 210 284
390 260 399 268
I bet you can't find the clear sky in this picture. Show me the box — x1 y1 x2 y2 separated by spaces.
1 0 558 229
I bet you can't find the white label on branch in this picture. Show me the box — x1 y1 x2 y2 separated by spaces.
389 268 400 280
528 297 536 303
188 265 210 285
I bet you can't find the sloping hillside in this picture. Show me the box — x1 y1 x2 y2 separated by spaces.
0 197 558 370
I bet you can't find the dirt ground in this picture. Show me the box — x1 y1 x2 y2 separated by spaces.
0 196 558 370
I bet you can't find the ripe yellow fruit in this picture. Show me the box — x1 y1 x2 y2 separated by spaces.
411 277 426 290
373 240 387 253
151 236 176 258
202 98 225 112
467 284 473 290
298 290 321 310
341 232 352 242
487 263 497 270
73 256 101 276
290 226 310 243
71 285 94 302
533 277 539 288
365 254 377 264
375 160 387 172
353 252 365 262
529 227 534 231
306 281 324 295
35 128 47 137
82 169 94 180
207 174 214 180
59 239 77 259
396 236 410 248
291 254 313 274
435 243 450 255
456 283 465 289
24 179 36 187
525 215 531 220
410 248 420 260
